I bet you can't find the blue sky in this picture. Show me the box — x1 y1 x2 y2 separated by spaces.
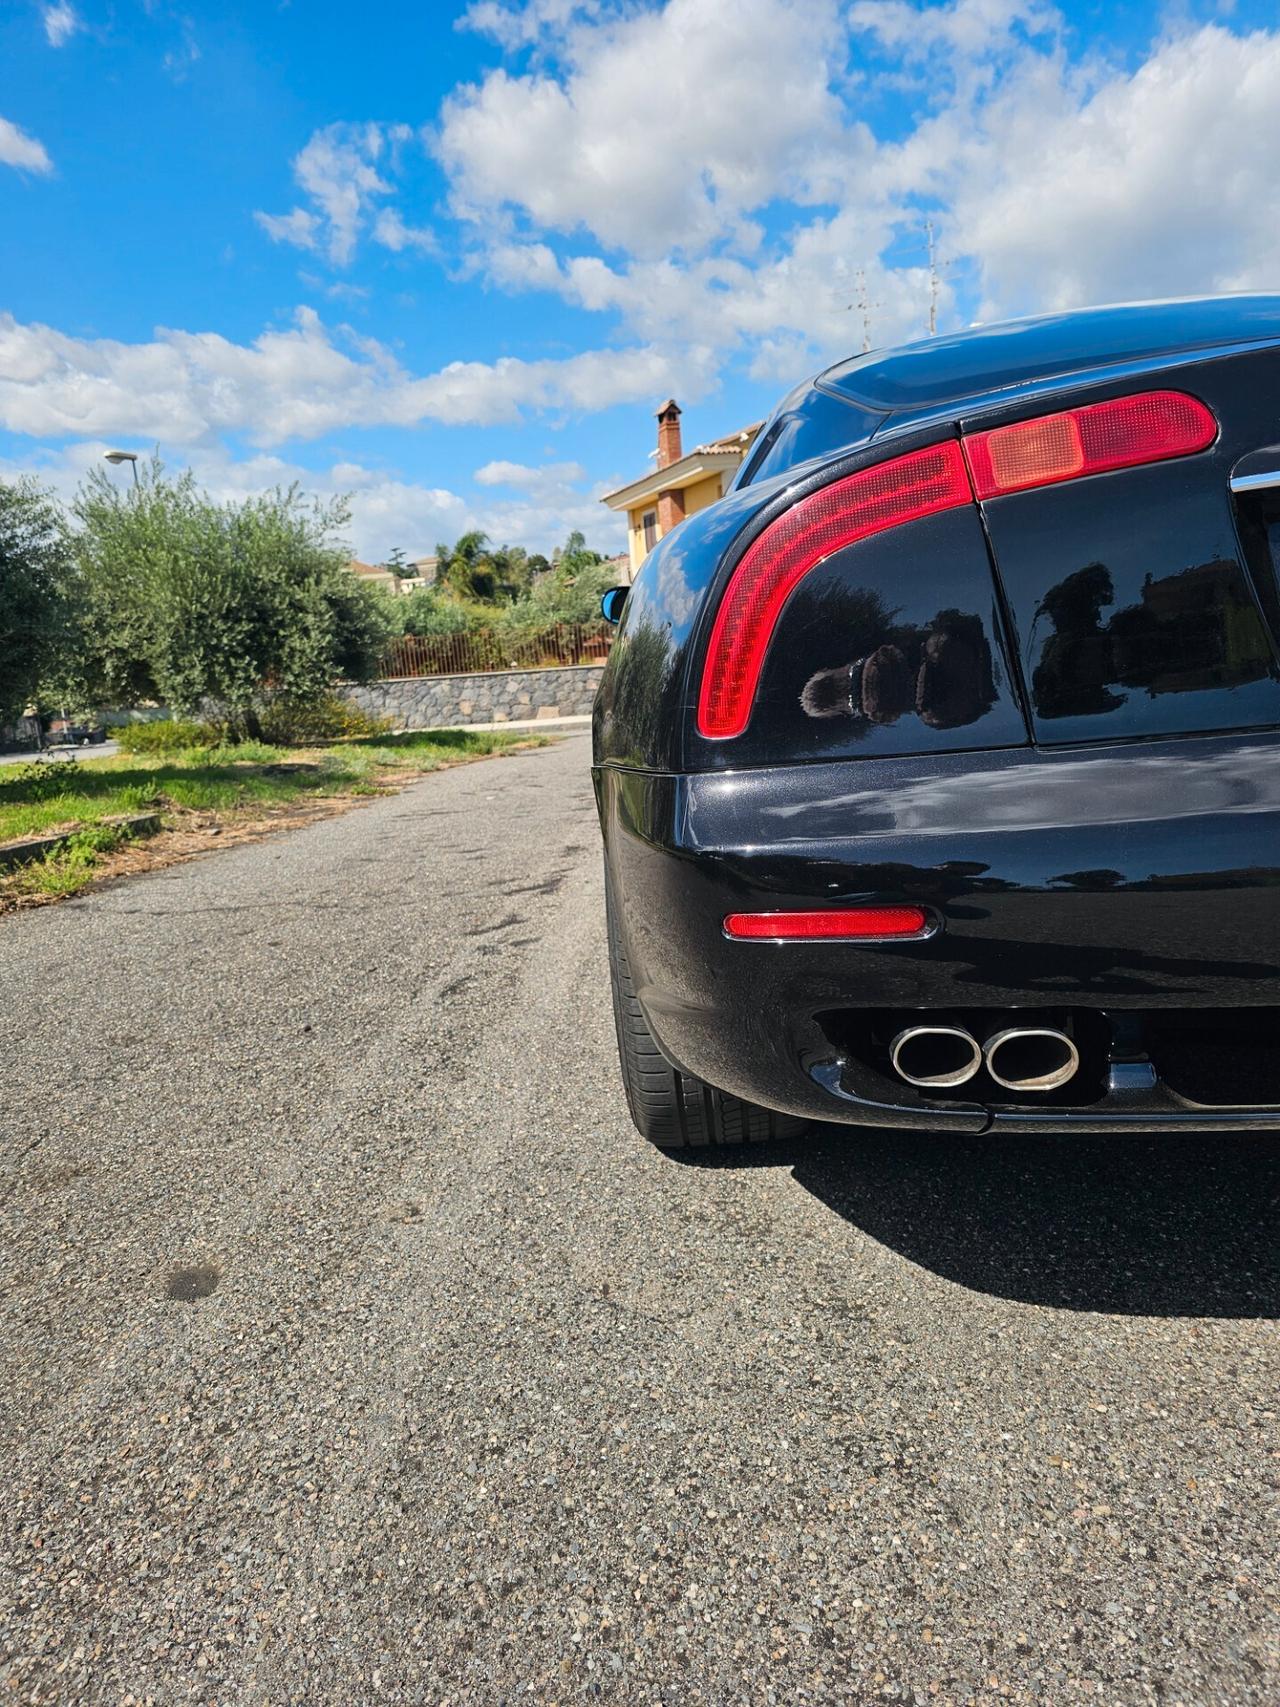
2 0 1278 559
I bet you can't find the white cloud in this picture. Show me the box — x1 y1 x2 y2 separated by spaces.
849 0 1057 63
473 458 587 490
42 3 80 47
939 23 1280 315
0 306 718 445
0 440 623 560
438 0 855 258
256 207 321 252
256 122 434 267
0 116 53 173
478 212 941 373
458 0 603 52
298 272 371 304
259 124 395 266
443 3 1280 376
372 207 437 256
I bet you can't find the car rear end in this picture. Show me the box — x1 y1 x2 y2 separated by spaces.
594 306 1280 1135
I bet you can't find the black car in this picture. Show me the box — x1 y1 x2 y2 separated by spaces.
593 296 1280 1147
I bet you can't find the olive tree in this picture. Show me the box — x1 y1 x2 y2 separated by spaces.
73 461 395 733
0 477 75 727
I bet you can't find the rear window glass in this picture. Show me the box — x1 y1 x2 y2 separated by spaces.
738 387 883 486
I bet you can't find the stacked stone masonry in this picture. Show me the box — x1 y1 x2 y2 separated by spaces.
339 665 603 730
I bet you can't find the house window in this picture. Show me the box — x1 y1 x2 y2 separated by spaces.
642 509 658 552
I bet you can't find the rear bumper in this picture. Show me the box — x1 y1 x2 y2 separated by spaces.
595 731 1280 1133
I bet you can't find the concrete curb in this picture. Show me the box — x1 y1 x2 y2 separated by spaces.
413 714 593 734
0 811 162 870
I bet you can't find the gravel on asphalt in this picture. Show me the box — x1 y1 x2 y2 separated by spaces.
0 732 1277 1705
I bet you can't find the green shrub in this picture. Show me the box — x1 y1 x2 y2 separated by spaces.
0 761 77 804
256 694 393 746
115 719 222 754
400 587 476 638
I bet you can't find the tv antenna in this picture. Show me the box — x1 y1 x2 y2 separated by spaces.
845 267 883 354
923 219 955 335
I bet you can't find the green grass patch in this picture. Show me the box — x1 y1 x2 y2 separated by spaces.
0 727 548 903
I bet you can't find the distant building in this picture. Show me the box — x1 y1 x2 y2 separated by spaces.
345 557 438 596
601 400 762 575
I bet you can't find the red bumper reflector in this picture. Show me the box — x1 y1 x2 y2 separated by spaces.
964 390 1216 499
723 906 931 941
696 440 972 740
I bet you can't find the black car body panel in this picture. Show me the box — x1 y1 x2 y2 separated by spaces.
594 298 1280 1134
816 293 1280 421
971 348 1280 745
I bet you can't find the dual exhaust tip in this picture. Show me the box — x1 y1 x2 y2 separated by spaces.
890 1020 1080 1093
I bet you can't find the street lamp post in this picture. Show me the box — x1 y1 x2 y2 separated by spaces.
104 450 140 487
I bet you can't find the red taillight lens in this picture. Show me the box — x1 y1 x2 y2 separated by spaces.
723 906 931 941
696 440 971 740
965 390 1216 499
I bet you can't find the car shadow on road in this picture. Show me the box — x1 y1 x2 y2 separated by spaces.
672 1128 1280 1319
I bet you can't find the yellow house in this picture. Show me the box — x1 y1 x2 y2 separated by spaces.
601 400 762 576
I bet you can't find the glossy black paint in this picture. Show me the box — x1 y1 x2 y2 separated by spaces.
819 294 1280 418
969 348 1280 744
596 734 1280 1131
593 299 1280 1132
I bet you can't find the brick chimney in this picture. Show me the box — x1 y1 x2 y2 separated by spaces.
655 398 682 469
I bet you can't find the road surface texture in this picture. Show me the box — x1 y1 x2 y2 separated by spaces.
1 734 1276 1706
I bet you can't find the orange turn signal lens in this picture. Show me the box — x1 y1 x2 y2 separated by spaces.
965 390 1216 499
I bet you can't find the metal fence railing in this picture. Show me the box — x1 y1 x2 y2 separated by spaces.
381 622 614 680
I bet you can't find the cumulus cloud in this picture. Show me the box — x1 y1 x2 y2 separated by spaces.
0 306 718 445
42 3 80 47
372 207 437 256
458 0 604 52
940 24 1280 314
439 0 854 258
256 122 435 267
444 2 1280 373
0 439 623 560
473 458 587 490
0 116 53 173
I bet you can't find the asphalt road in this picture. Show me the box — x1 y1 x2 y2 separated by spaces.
1 732 1277 1706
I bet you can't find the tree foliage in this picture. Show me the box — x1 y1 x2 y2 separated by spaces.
400 585 475 638
417 528 614 635
0 478 75 726
71 460 395 731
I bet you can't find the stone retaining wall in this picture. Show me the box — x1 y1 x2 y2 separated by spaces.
339 664 603 730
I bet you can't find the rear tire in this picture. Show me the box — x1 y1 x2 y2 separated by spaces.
606 879 810 1150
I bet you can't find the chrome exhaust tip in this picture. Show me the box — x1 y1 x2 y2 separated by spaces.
890 1024 983 1089
984 1026 1080 1093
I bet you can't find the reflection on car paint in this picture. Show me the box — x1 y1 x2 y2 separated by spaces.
1031 558 1276 720
800 609 996 730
